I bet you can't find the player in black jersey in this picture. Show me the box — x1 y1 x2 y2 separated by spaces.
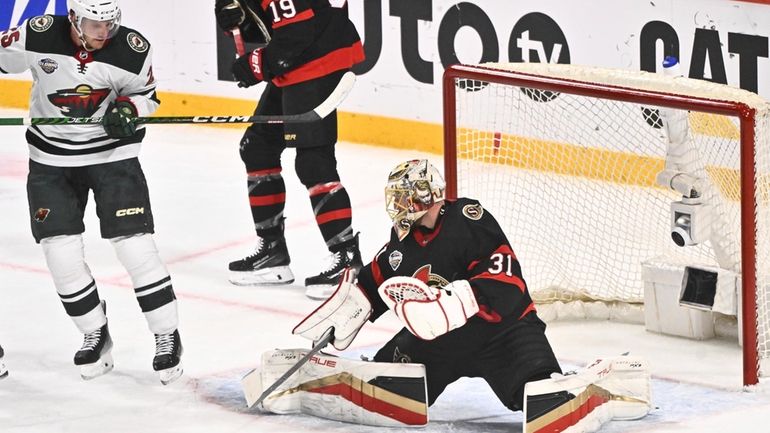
214 0 365 299
0 0 182 384
295 159 562 412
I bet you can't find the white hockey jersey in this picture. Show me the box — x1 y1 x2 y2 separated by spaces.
0 15 159 167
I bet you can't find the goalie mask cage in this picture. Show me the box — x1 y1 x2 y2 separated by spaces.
442 62 770 386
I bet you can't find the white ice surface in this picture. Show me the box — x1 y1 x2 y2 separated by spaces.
1 108 769 432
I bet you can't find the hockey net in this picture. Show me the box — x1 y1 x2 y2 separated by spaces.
443 62 770 385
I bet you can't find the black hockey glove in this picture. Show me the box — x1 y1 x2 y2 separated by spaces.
102 98 137 139
215 0 245 31
232 48 265 88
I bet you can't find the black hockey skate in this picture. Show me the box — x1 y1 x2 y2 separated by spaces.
74 319 114 380
153 329 183 385
228 235 295 286
0 344 8 379
304 234 363 300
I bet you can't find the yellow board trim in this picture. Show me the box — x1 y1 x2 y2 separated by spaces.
0 78 443 151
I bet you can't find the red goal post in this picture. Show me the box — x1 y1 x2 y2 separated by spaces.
442 62 769 386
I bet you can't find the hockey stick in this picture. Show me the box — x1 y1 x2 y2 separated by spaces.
241 328 334 409
0 71 355 127
231 27 246 57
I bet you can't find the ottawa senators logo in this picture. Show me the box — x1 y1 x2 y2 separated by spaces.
411 264 449 288
393 346 412 363
47 85 111 117
34 208 50 222
462 203 483 220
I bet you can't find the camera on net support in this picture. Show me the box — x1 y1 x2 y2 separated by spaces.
656 169 713 247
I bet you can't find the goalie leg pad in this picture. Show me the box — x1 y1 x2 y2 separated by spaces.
523 356 651 433
244 349 428 427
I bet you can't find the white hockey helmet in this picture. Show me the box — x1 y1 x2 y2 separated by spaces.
385 159 446 241
67 0 121 43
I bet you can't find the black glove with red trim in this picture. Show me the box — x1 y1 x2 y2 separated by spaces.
232 48 265 88
215 0 245 32
102 97 138 138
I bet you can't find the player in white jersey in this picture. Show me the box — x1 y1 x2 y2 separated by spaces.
0 0 183 385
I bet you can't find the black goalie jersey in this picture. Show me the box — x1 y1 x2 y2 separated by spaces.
358 198 536 324
0 15 159 167
234 0 364 86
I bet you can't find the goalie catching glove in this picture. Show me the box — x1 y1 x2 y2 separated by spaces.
378 277 479 340
293 268 372 351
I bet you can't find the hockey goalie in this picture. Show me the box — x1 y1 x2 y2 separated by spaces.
243 160 652 431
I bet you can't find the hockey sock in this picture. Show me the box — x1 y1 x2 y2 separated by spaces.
308 181 354 249
41 234 106 333
110 234 178 335
247 167 286 234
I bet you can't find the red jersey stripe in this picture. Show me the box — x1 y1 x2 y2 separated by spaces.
518 302 537 319
371 257 384 286
272 9 315 29
477 304 502 323
492 244 516 259
249 193 286 206
273 41 365 87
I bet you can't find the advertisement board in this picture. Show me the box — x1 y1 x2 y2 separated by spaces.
1 0 768 148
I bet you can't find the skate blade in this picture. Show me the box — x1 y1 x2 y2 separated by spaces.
158 362 184 385
229 266 295 286
305 284 335 300
80 352 114 380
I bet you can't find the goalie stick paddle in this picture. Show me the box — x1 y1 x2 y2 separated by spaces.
0 71 355 127
243 328 334 409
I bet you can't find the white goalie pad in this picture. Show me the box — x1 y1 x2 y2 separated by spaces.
523 356 652 433
242 349 428 427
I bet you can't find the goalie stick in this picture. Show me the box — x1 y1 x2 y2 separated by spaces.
0 72 355 127
242 328 334 409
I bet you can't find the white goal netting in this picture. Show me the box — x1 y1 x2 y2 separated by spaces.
445 62 770 382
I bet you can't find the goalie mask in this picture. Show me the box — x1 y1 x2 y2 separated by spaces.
385 160 446 241
68 0 122 49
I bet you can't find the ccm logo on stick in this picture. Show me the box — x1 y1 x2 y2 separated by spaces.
116 207 144 217
193 116 250 123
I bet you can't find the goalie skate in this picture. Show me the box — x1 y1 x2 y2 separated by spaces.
229 236 295 286
0 345 7 379
74 322 114 380
153 330 183 385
